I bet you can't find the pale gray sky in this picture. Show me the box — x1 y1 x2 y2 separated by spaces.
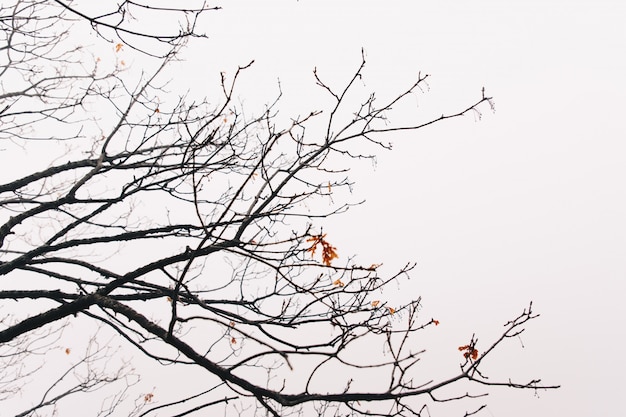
178 1 625 415
4 1 624 416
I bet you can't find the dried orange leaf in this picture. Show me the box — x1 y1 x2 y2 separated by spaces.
306 234 338 265
64 348 71 355
144 393 154 402
371 300 380 307
321 242 338 265
332 279 345 287
458 344 478 360
432 319 440 326
387 307 395 315
115 43 123 52
231 337 237 344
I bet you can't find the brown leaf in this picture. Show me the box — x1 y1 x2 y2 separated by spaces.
306 234 338 266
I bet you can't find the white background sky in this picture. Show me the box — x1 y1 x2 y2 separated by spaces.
4 0 623 416
169 1 624 415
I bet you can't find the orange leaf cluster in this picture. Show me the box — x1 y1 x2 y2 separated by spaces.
306 234 338 266
370 301 397 315
458 345 479 360
432 319 440 326
115 43 123 53
144 393 154 403
332 279 345 287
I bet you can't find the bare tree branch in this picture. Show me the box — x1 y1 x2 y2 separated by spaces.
0 1 556 416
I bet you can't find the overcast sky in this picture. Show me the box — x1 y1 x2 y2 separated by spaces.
170 1 625 415
4 0 623 415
